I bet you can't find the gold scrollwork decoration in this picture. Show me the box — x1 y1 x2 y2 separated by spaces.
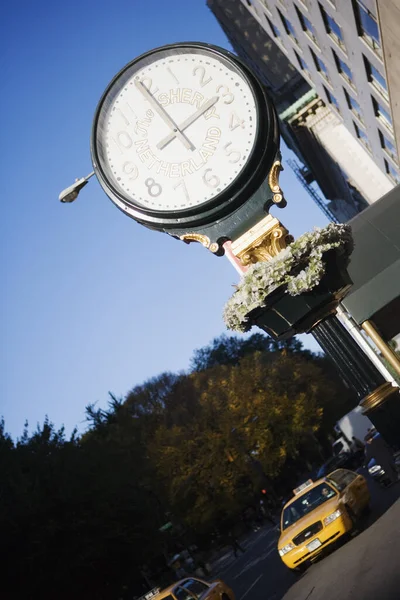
180 233 211 248
239 223 292 266
268 160 285 205
180 233 220 254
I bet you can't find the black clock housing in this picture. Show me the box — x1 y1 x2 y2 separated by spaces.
91 42 280 247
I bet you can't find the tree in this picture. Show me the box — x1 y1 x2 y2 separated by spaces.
190 333 306 372
1 413 165 600
149 350 339 534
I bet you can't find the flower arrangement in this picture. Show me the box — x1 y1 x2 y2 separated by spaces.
224 223 353 333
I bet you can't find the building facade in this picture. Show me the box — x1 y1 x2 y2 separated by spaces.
207 0 398 220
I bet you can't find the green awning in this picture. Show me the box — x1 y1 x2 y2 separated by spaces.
342 184 400 335
279 89 318 122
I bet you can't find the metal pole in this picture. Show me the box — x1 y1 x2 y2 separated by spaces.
337 306 397 385
361 320 400 378
312 314 400 447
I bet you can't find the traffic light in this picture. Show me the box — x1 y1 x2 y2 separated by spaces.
261 489 267 495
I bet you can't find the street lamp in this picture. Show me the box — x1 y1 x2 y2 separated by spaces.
59 171 95 203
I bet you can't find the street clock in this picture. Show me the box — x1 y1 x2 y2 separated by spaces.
91 42 282 254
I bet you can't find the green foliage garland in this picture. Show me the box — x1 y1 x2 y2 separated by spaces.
224 223 353 333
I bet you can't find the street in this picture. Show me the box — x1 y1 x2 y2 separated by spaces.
212 476 400 600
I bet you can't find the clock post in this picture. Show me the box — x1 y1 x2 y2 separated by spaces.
66 42 400 447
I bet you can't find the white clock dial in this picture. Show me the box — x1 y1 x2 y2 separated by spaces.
95 47 258 212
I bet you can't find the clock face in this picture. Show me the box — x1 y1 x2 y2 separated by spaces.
93 45 259 215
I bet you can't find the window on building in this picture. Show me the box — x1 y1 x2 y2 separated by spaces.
320 3 345 50
266 16 281 38
295 6 319 45
333 51 354 87
344 89 363 121
260 0 272 14
354 122 371 152
372 97 393 131
324 86 340 112
298 0 308 9
245 0 260 17
295 50 310 75
311 48 329 81
278 10 299 44
385 159 400 183
363 56 388 100
379 131 398 163
354 0 381 56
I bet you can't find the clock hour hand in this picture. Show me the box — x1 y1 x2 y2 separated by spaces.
157 96 219 150
134 79 194 151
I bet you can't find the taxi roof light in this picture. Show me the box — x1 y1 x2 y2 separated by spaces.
293 479 313 495
141 588 161 600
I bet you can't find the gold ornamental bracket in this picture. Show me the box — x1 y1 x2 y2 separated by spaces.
360 382 400 414
179 157 288 259
268 160 286 207
179 233 220 254
230 214 293 266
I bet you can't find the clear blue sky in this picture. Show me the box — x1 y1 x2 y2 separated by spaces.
1 0 328 439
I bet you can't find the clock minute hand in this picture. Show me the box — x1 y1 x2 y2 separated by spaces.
134 80 194 151
157 96 219 150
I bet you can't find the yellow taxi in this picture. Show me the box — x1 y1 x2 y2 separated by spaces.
144 577 235 600
278 468 370 571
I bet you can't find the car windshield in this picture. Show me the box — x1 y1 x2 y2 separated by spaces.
282 483 337 530
332 441 344 455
